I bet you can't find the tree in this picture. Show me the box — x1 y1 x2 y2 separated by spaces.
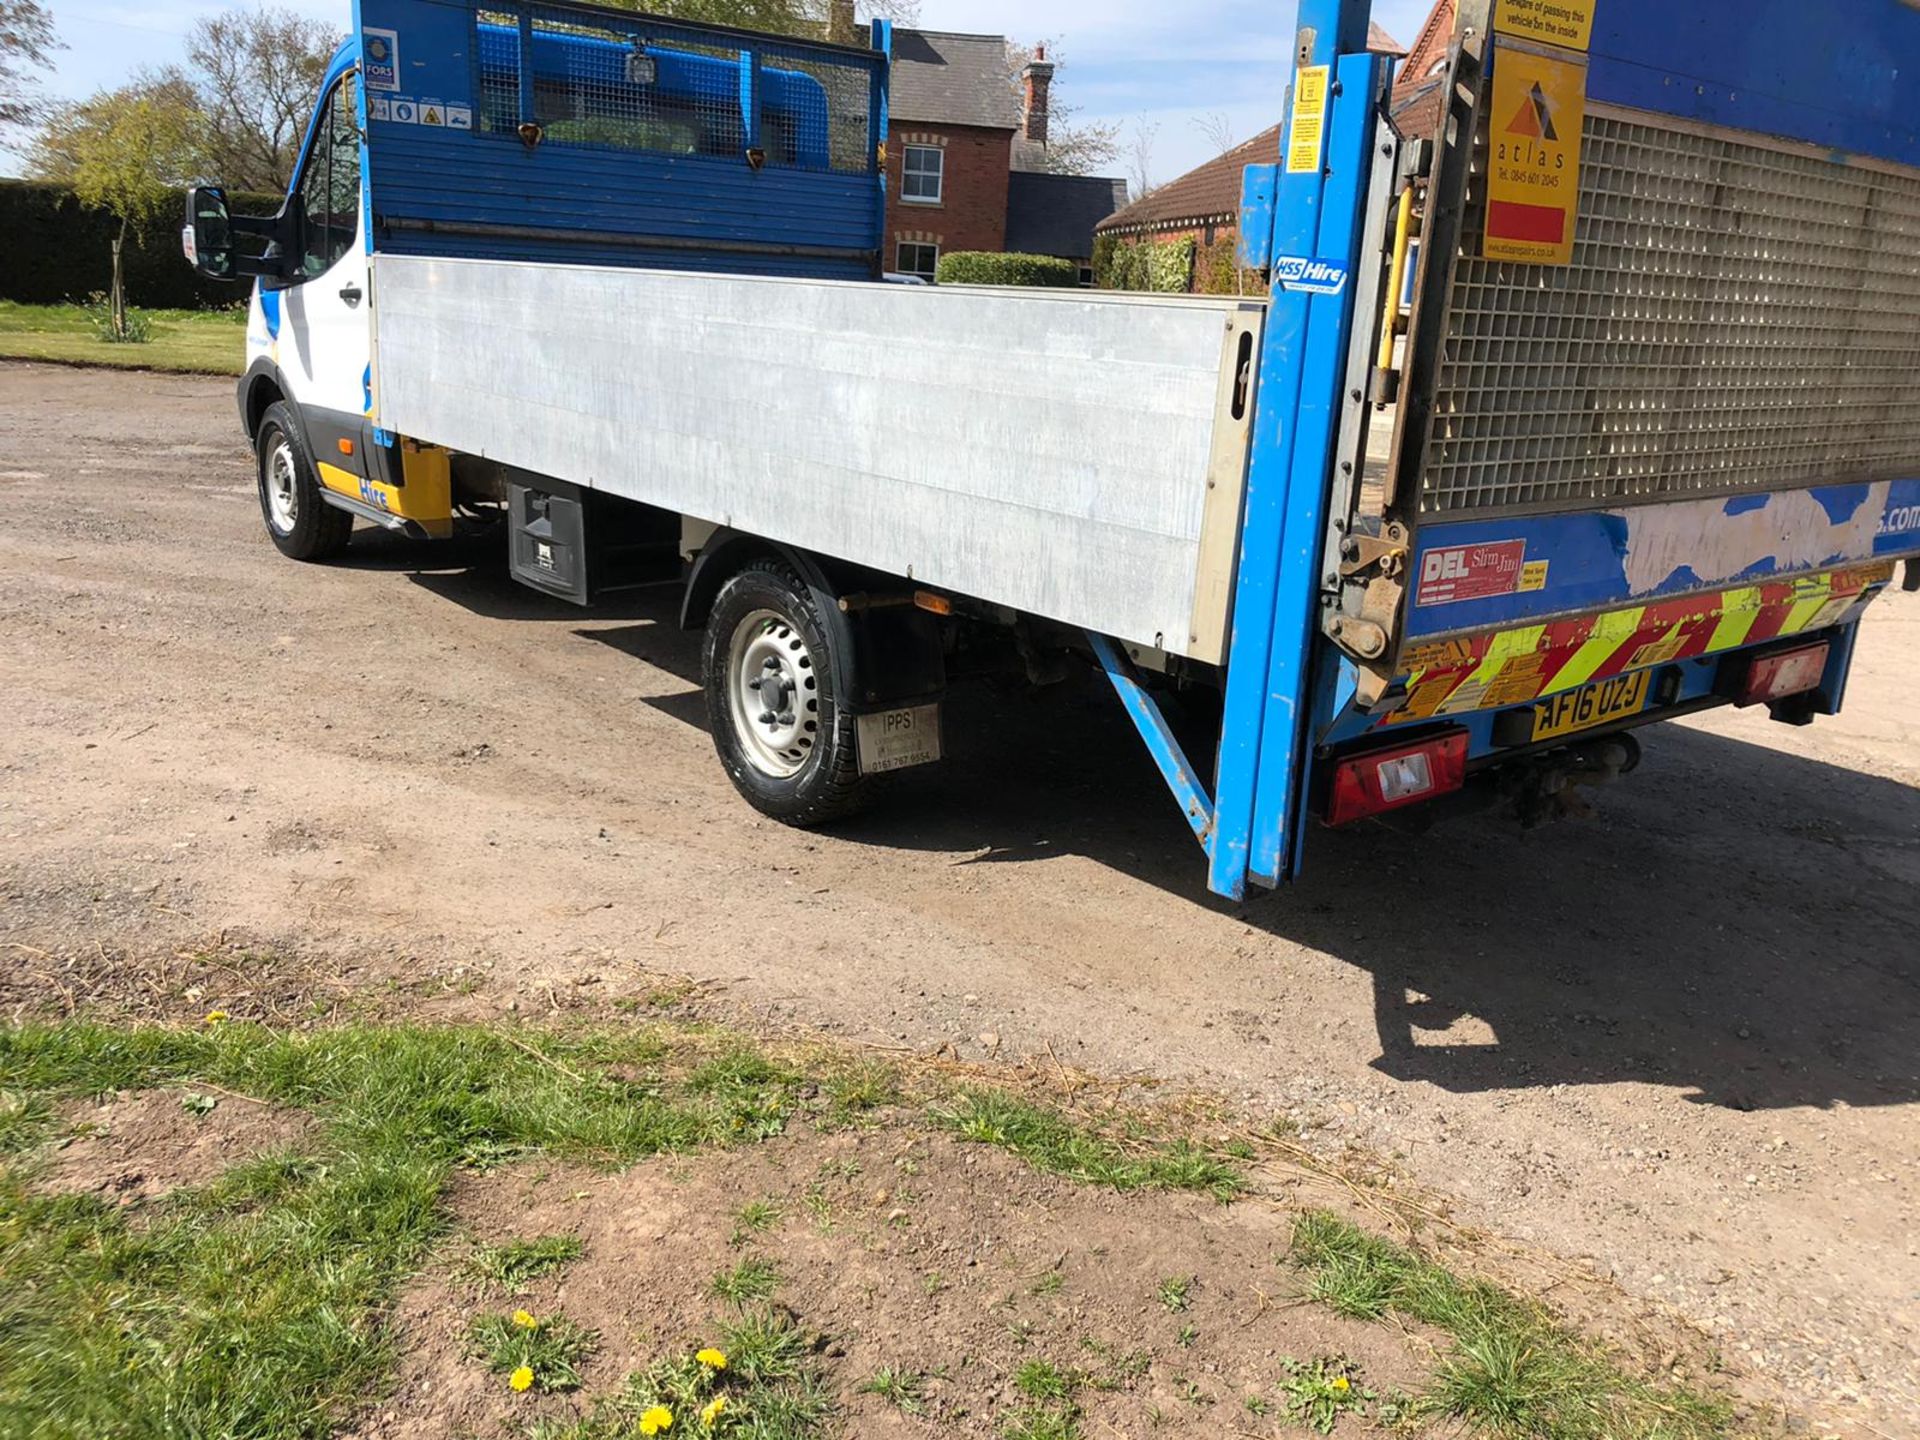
0 0 58 136
1004 40 1121 177
1125 117 1160 200
186 8 341 194
1192 112 1236 157
54 82 205 338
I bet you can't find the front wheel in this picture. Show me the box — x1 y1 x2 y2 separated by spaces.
255 401 352 561
702 558 872 825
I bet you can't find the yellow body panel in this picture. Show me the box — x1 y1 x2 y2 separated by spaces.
316 445 453 539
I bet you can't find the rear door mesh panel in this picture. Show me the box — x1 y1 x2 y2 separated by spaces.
1421 109 1920 516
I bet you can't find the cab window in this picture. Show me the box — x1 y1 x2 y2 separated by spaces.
295 73 361 279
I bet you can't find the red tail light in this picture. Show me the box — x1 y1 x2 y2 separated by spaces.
1326 731 1469 827
1737 642 1829 706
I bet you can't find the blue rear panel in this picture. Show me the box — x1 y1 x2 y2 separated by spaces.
353 0 887 279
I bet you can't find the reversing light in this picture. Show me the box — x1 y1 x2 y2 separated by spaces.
1737 642 1829 706
1326 731 1469 827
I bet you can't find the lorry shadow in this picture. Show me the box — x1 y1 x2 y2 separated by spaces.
849 672 1920 1115
358 538 1917 1115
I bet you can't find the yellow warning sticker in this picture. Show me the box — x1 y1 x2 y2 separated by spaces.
1484 42 1587 265
1286 65 1330 174
1493 0 1595 51
1519 560 1551 592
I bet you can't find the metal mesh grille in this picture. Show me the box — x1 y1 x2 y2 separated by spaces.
1421 110 1920 515
474 5 875 174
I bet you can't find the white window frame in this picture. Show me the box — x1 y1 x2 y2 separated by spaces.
901 144 944 205
896 240 940 280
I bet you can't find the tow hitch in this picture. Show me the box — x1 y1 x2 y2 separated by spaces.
1500 734 1643 827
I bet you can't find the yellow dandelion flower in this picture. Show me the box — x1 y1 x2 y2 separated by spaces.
1331 1375 1351 1393
696 1347 728 1371
512 1309 539 1330
638 1404 675 1434
700 1395 726 1427
509 1366 534 1393
203 1010 230 1026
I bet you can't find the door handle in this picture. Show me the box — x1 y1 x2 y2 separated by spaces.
338 283 363 306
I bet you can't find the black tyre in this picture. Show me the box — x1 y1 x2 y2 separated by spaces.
702 558 871 825
255 401 352 561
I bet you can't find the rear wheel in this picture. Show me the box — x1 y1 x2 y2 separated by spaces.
255 401 351 561
703 558 871 825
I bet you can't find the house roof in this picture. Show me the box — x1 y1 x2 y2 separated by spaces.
1389 0 1456 140
1005 171 1131 259
1096 125 1281 236
1094 21 1408 238
889 29 1020 130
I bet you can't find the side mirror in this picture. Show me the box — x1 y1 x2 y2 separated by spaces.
182 186 236 280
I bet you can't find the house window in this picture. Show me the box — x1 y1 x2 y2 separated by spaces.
902 144 943 204
896 241 939 281
1078 265 1094 287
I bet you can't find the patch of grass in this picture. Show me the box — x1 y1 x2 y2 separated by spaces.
1155 1274 1194 1313
718 1307 809 1385
567 1317 833 1440
1278 1355 1373 1434
709 1256 782 1306
0 1021 801 1438
468 1309 597 1393
1002 1401 1082 1440
937 1089 1242 1201
1287 1211 1733 1440
858 1367 928 1415
1029 1268 1064 1297
730 1196 782 1246
1014 1359 1072 1401
822 1057 901 1119
0 300 246 374
0 1089 51 1153
463 1233 583 1290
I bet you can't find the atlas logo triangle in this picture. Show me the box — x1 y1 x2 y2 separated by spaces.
1506 82 1558 142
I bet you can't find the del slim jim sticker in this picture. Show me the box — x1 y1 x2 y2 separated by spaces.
1484 41 1587 265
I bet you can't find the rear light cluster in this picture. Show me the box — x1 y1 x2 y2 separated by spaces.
1737 642 1829 706
1326 731 1468 827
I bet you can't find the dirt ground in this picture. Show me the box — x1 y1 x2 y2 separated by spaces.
3 362 1917 1437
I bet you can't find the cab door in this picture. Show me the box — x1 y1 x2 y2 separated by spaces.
278 70 371 427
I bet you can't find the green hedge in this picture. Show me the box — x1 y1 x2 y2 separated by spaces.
0 180 283 310
933 251 1082 288
1099 235 1196 294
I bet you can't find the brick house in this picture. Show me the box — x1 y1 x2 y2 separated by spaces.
1092 22 1409 292
882 29 1128 282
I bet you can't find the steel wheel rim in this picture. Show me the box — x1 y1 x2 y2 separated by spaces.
727 607 820 779
265 439 298 533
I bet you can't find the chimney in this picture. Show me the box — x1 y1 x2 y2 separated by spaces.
1022 44 1055 147
828 0 857 44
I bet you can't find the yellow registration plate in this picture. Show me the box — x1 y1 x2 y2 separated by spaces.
1531 671 1651 743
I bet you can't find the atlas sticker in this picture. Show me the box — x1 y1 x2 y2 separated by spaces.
1416 540 1530 607
362 27 400 92
1274 256 1349 296
1286 65 1330 174
1493 0 1594 51
1485 41 1587 265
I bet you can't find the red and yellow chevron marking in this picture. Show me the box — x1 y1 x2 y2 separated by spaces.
1388 563 1896 725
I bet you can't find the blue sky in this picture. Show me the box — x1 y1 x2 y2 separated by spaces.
7 0 1437 180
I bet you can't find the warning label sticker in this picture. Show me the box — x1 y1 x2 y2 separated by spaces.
1484 42 1587 265
1286 65 1330 175
1416 540 1530 607
1493 0 1595 52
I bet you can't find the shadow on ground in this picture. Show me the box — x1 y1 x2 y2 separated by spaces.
379 531 1920 1116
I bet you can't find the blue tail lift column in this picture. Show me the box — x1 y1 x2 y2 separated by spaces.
1092 0 1386 902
